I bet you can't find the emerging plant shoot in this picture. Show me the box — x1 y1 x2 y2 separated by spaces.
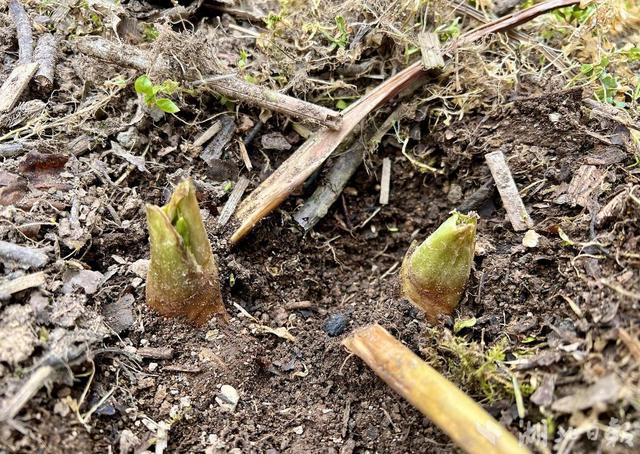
146 179 228 325
401 211 477 322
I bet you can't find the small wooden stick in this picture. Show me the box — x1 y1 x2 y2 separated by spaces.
75 36 167 72
9 0 34 65
485 150 533 231
0 240 49 269
343 324 530 454
218 176 250 226
193 120 221 147
33 33 58 92
0 63 39 112
379 158 391 205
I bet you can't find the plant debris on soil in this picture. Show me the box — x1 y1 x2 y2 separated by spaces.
0 0 639 453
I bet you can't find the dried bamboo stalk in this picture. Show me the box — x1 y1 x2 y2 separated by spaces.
229 62 425 244
343 324 531 454
230 0 575 244
9 0 33 64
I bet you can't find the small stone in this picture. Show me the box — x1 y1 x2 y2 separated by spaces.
61 269 103 294
128 259 149 278
323 313 349 337
148 362 158 372
447 184 463 204
292 425 304 435
102 293 135 334
548 112 561 123
117 127 140 149
53 400 70 417
215 385 239 412
261 132 291 151
522 230 540 248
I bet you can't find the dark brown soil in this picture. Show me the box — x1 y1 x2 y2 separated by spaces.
1 1 639 454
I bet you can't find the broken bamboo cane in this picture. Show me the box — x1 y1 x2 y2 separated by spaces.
343 324 531 454
229 0 580 244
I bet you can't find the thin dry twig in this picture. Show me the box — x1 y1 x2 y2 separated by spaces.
201 77 342 130
618 328 640 364
9 0 34 65
448 0 571 72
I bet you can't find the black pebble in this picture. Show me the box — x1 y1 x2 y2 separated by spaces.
323 313 349 337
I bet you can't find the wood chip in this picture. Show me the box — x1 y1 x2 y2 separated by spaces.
200 115 235 164
138 346 174 360
418 32 444 70
555 164 605 207
379 158 391 205
0 271 46 298
0 62 39 112
218 176 250 226
485 150 533 231
193 120 221 147
238 141 253 171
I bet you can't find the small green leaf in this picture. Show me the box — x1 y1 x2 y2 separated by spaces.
453 316 477 334
335 99 349 110
143 93 156 106
558 228 575 246
159 80 179 95
135 75 153 96
155 98 180 113
580 63 593 75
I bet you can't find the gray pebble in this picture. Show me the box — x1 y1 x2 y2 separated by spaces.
323 313 349 337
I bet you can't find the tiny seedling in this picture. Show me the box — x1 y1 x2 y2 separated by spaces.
134 75 180 113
